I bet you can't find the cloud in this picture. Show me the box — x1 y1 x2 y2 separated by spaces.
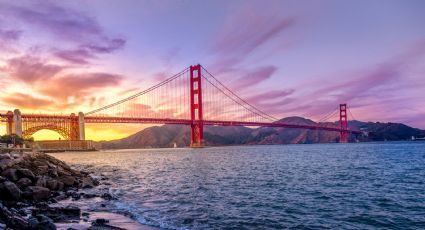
3 2 102 42
54 38 126 64
210 6 295 72
5 55 63 83
2 93 53 109
0 29 22 52
247 89 295 105
1 1 126 64
38 72 122 101
232 66 277 90
0 29 22 41
53 48 94 64
267 39 425 123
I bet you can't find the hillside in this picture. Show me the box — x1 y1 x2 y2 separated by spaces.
97 117 425 149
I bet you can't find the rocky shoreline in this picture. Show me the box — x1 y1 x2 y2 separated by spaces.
0 150 143 230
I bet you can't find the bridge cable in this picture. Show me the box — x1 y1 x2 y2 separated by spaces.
85 67 189 115
201 66 279 122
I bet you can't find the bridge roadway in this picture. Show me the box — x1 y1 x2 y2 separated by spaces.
0 113 361 135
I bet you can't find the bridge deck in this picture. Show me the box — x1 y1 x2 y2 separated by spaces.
0 114 361 135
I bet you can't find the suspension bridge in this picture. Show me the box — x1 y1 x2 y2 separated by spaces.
0 64 361 147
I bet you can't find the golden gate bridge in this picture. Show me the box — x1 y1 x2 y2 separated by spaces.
0 64 361 147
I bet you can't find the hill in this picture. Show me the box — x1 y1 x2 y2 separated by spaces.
97 117 425 149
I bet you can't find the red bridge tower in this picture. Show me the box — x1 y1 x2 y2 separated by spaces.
190 64 204 147
339 103 348 143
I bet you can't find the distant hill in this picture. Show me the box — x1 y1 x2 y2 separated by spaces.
97 117 425 149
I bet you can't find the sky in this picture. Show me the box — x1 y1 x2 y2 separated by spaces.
0 0 425 140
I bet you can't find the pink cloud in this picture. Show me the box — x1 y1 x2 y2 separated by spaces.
210 5 295 72
5 56 63 83
247 89 295 105
2 93 53 109
1 1 126 65
39 73 122 100
231 66 277 91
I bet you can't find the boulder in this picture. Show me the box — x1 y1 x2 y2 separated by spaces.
16 178 33 189
16 168 35 181
32 205 80 222
59 175 76 186
48 168 58 178
26 186 51 201
36 176 49 187
34 214 56 230
46 179 59 190
1 168 18 181
0 159 13 171
81 177 95 188
57 181 64 191
0 181 22 200
0 153 11 160
33 160 48 167
37 166 49 175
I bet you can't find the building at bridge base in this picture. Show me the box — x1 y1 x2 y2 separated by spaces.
189 64 204 148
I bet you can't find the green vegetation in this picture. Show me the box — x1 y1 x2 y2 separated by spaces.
0 134 34 145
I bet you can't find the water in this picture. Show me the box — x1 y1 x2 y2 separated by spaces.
52 142 425 229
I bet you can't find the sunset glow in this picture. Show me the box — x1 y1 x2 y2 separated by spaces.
1 0 425 141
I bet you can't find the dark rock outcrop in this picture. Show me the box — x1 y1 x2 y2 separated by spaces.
0 151 101 229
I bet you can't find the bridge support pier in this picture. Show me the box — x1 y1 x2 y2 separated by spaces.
189 64 204 147
339 104 348 143
13 109 22 137
78 112 85 140
6 111 13 135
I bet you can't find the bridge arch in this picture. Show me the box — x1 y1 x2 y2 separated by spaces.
23 124 71 140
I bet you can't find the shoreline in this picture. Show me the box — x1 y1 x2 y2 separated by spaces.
0 149 158 229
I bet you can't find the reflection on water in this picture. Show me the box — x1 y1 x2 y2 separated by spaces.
53 142 425 229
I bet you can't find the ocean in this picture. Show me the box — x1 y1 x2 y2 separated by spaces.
52 142 425 229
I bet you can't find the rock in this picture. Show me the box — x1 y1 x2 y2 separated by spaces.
101 192 116 200
57 166 71 176
81 177 95 188
37 166 49 175
82 193 97 198
35 214 56 230
52 192 67 201
28 216 40 228
33 160 48 167
0 153 11 160
26 186 51 200
46 179 59 190
36 176 48 187
1 168 18 181
0 176 5 183
32 205 80 222
16 178 33 189
94 218 109 225
7 214 29 229
48 168 58 178
0 223 5 229
59 175 76 186
16 168 35 181
57 181 64 191
0 159 13 171
0 181 22 200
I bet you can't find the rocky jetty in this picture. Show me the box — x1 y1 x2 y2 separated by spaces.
0 150 103 229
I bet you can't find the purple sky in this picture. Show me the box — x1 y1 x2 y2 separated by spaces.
1 0 425 130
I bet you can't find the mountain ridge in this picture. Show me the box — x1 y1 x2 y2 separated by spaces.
96 116 425 149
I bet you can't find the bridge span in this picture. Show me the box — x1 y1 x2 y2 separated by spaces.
0 65 361 146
